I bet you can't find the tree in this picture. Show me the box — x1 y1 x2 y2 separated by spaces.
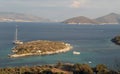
41 69 53 74
73 63 93 74
95 64 109 74
55 61 63 68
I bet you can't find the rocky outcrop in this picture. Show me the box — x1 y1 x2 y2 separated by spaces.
111 35 120 45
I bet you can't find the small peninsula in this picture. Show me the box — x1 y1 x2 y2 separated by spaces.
111 36 120 45
10 40 72 58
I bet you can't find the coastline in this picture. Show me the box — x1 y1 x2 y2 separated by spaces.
10 43 72 58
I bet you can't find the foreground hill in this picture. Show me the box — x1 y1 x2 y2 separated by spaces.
0 12 50 22
63 13 120 25
0 63 119 74
63 16 99 24
95 13 120 24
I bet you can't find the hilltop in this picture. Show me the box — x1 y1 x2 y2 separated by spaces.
95 13 120 24
63 13 120 25
0 12 50 22
63 16 99 24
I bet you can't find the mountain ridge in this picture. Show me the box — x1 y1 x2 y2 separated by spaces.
63 13 120 24
63 16 99 24
95 13 120 24
0 12 50 22
0 12 120 24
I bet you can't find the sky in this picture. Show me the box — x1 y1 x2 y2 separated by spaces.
0 0 120 21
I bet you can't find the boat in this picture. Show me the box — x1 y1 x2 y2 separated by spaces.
73 51 80 55
13 25 23 45
88 61 92 64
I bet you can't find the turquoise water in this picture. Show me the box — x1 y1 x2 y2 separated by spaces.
0 22 120 69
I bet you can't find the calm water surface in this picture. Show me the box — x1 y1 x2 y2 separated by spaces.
0 22 120 69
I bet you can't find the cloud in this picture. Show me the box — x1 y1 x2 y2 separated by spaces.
71 0 81 8
70 0 87 8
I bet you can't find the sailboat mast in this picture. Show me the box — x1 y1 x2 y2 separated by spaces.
13 25 23 44
15 25 18 41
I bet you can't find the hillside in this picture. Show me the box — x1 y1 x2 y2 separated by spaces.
0 63 119 74
63 13 120 25
63 16 99 24
0 12 50 22
95 13 120 24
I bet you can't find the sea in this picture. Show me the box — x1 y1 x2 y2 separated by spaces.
0 22 120 69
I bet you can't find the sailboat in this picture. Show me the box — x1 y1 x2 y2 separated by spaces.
13 25 23 45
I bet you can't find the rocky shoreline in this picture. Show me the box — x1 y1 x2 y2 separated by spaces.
111 35 120 45
10 40 72 58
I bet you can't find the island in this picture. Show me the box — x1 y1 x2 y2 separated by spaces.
10 40 72 58
0 12 50 22
111 36 120 45
62 13 120 25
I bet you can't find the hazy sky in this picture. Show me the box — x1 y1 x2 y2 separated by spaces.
0 0 120 21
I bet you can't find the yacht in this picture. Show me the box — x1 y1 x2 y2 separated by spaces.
13 25 23 45
73 51 80 55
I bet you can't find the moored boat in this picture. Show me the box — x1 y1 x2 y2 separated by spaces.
73 51 80 55
13 25 23 45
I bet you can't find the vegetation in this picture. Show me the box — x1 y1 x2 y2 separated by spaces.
14 40 67 54
0 63 120 74
111 35 120 45
10 40 72 57
73 63 93 74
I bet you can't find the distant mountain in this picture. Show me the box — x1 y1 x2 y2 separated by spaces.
63 16 99 24
95 13 120 24
0 12 50 22
63 13 120 25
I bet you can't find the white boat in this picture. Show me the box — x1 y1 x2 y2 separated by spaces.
73 51 80 55
88 61 92 64
13 25 23 45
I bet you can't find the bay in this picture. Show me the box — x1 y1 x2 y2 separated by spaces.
0 22 120 69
